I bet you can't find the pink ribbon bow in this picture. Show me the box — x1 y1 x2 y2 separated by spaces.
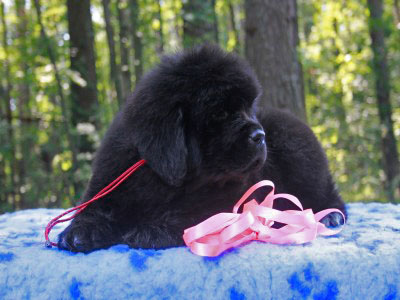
183 180 345 257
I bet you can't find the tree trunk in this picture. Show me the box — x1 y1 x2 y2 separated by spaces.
15 0 32 208
0 78 8 209
228 1 240 53
332 18 349 147
182 0 218 48
67 0 98 197
67 0 98 128
211 0 219 44
0 156 6 210
367 0 400 202
102 0 123 107
0 81 5 206
173 0 182 47
1 1 18 210
117 0 132 99
244 0 306 121
156 0 164 55
15 0 30 113
394 0 400 25
129 0 143 83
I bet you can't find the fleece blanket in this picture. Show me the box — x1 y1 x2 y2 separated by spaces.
0 203 399 300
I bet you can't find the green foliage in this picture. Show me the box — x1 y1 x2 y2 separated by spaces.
299 0 399 202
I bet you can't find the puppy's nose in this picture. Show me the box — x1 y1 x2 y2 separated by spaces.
249 129 265 145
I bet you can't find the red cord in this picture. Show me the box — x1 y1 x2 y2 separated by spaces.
44 159 146 248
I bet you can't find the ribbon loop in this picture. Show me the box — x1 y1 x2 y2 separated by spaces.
184 181 346 257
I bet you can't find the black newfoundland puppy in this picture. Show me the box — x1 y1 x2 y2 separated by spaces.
58 45 346 252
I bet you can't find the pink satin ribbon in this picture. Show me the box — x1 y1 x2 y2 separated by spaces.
183 180 345 257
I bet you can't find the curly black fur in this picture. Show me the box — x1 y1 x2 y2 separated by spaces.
58 45 346 252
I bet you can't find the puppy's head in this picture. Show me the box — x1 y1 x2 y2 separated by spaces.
125 44 266 186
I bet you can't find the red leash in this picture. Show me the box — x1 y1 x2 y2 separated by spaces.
45 159 146 247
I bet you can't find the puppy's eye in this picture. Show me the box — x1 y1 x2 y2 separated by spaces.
212 111 228 121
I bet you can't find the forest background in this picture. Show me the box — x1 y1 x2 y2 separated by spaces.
0 0 399 213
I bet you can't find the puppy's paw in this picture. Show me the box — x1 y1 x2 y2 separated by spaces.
319 212 345 229
58 222 116 253
57 224 92 252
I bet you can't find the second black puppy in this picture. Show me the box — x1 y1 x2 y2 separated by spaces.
58 45 346 252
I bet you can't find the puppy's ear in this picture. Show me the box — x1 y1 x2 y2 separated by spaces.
134 107 187 187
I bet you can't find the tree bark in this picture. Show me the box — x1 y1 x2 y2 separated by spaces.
394 0 400 25
67 0 98 197
102 0 123 107
1 1 18 210
129 0 143 83
182 0 218 48
0 146 6 210
117 0 132 99
367 0 400 202
67 0 98 128
228 1 240 53
332 18 349 147
173 0 182 47
0 75 8 209
156 0 164 55
15 0 31 116
211 0 219 44
244 0 306 121
15 0 32 208
0 84 6 207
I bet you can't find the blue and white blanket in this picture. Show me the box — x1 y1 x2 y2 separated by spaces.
0 203 399 300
